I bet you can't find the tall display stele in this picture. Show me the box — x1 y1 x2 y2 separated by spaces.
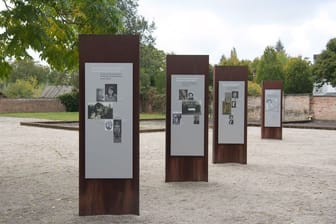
166 55 209 182
261 80 283 139
79 35 139 216
213 66 248 164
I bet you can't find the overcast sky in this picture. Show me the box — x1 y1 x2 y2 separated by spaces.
138 0 336 64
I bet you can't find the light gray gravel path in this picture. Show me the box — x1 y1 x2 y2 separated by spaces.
1 117 336 223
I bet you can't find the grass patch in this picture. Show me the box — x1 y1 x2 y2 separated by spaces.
0 112 165 121
0 112 79 121
140 113 165 119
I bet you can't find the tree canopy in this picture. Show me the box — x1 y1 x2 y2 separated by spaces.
256 46 284 84
0 0 155 79
284 57 313 94
313 37 336 87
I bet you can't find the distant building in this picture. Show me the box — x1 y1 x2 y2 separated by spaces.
313 82 336 96
40 85 73 98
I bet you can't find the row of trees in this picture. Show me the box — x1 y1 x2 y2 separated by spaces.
1 1 335 111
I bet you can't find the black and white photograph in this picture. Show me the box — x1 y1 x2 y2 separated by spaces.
172 113 182 125
229 119 234 125
105 84 117 102
113 119 122 143
232 90 239 99
232 100 236 108
187 91 194 100
229 114 234 120
104 120 113 131
222 92 232 115
182 100 201 115
266 98 279 112
193 115 200 124
88 103 113 119
179 89 188 100
96 88 105 101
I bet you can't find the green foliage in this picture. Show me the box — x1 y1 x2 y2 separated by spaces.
249 57 260 81
58 90 79 112
0 0 155 79
219 48 240 65
284 57 313 94
0 112 78 121
256 46 285 83
3 77 41 98
313 37 336 87
247 81 261 96
7 59 50 84
219 47 254 79
275 39 285 52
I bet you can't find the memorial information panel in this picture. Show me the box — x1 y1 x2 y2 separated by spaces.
85 63 133 178
218 81 245 144
171 75 205 156
264 89 281 127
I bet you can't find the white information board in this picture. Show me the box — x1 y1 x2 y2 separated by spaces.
218 81 245 144
171 75 205 156
264 89 281 127
85 63 133 179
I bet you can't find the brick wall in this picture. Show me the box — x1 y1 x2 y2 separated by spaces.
248 96 261 122
310 96 336 120
248 95 335 122
284 94 311 121
0 99 66 113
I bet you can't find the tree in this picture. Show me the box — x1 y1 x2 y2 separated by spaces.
219 47 240 65
0 0 155 79
219 47 254 79
284 57 313 94
7 59 50 84
3 77 41 98
313 37 336 87
275 39 285 52
256 46 284 84
140 44 166 91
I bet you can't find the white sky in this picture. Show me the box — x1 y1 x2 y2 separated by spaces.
138 0 336 64
1 1 336 65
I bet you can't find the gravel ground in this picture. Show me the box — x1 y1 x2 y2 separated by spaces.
1 117 336 224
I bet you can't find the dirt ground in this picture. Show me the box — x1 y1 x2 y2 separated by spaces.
1 117 336 224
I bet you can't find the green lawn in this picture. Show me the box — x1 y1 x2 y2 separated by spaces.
0 112 79 121
0 112 165 121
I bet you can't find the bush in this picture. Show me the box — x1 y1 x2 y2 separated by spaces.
3 77 41 98
248 81 261 96
58 90 79 112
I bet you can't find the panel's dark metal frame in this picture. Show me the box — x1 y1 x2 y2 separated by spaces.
165 55 209 182
213 66 248 164
79 35 139 215
261 80 283 139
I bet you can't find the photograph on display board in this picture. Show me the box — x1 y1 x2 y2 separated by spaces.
96 88 105 101
182 100 201 115
172 113 182 125
105 84 118 102
232 100 236 108
187 91 194 100
88 103 113 119
179 89 188 100
113 119 122 143
232 91 239 99
222 92 232 115
193 115 200 124
229 114 234 125
104 119 113 131
266 97 279 112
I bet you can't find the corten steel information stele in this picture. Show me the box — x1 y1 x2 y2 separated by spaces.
261 80 283 139
79 35 139 215
166 55 209 182
213 66 248 164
